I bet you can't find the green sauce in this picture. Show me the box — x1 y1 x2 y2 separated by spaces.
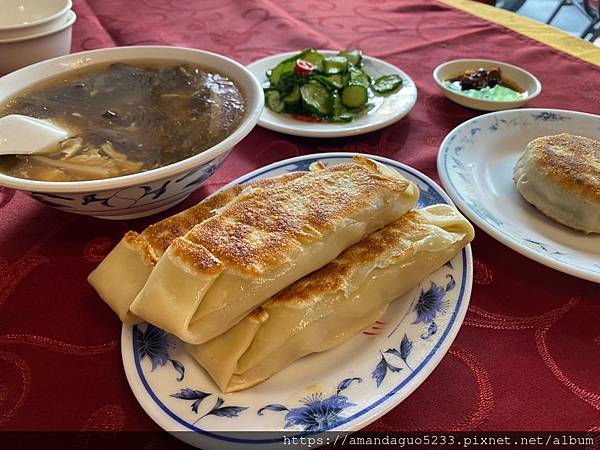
444 80 526 102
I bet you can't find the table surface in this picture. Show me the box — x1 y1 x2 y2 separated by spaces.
1 0 600 441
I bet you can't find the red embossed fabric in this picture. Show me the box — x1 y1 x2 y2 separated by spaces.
1 0 599 440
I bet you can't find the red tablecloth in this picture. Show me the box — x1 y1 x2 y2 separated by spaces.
1 0 600 442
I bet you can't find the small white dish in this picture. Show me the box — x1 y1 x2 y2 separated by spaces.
0 46 264 219
0 0 72 40
433 59 541 111
438 108 600 283
0 0 71 31
0 10 76 75
121 153 473 450
247 51 418 137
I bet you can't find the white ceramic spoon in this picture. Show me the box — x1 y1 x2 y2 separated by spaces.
0 114 70 155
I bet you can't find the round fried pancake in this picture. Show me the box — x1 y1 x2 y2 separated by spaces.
513 133 600 233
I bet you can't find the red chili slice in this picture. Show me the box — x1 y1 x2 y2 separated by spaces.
294 59 313 75
292 113 321 122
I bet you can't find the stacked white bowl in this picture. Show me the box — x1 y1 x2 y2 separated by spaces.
0 0 76 74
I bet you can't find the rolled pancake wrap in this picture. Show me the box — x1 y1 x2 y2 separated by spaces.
186 204 474 392
88 172 305 324
129 157 419 344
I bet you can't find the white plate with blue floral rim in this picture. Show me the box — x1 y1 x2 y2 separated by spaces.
246 51 418 137
438 108 600 284
122 153 473 449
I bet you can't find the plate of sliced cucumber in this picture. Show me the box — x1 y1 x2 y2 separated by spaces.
247 49 418 137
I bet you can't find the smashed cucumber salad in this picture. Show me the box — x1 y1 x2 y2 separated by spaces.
263 49 403 123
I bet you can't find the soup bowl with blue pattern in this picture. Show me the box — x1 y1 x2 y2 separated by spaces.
0 46 264 219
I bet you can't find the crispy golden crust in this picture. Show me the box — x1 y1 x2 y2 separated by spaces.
141 173 308 255
122 231 158 266
269 211 427 305
352 156 380 173
186 159 409 275
247 307 269 323
309 161 327 171
170 238 224 275
146 173 308 273
528 133 600 202
142 186 244 255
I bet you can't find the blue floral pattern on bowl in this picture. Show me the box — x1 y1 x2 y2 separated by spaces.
28 152 230 219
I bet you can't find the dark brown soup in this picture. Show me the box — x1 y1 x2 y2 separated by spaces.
0 62 246 181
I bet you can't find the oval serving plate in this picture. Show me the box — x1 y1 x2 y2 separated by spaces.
246 52 418 137
122 153 473 449
438 108 600 283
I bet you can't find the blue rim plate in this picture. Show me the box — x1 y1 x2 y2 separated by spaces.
437 108 600 284
121 153 473 449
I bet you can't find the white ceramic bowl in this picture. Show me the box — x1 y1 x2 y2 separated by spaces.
433 59 542 111
0 0 72 39
0 10 76 75
0 46 264 219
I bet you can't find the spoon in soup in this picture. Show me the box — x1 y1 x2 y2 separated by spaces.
0 114 70 155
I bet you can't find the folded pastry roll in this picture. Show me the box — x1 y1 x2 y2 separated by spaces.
190 307 270 391
88 172 306 324
130 157 419 344
186 204 475 392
